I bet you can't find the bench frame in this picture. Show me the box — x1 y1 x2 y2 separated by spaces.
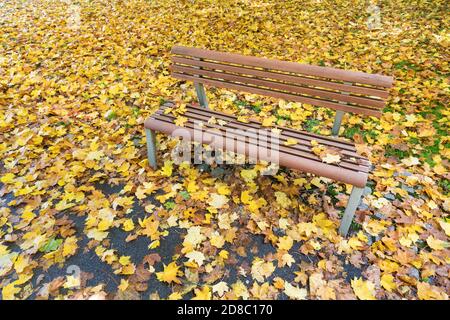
145 47 393 236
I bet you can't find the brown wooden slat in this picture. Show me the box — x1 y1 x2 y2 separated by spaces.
152 114 369 173
156 104 369 163
155 115 370 173
145 117 370 187
172 64 385 109
156 108 367 163
158 105 368 161
173 72 382 117
172 46 394 88
172 56 390 99
160 102 357 148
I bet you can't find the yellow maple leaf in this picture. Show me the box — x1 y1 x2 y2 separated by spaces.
401 156 420 167
139 216 160 240
160 160 173 177
274 191 291 209
212 281 229 297
280 253 295 267
240 168 257 182
118 279 129 291
119 256 131 266
240 190 253 204
184 226 205 247
219 250 229 259
351 277 376 300
284 282 307 300
284 138 298 146
85 150 104 161
439 220 450 236
156 262 183 284
13 254 30 274
232 280 249 299
433 164 446 175
86 229 108 241
309 272 334 300
321 153 341 164
148 240 160 249
251 259 275 283
426 235 448 250
209 193 228 209
144 204 155 214
271 128 282 135
185 250 205 267
122 219 135 232
380 274 396 292
262 116 276 127
277 236 293 251
119 264 136 275
168 292 183 300
108 84 122 95
1 283 21 300
0 173 15 184
210 232 225 248
174 116 188 127
64 275 81 289
236 116 249 123
217 184 231 195
417 281 448 300
62 236 78 257
348 237 364 250
192 286 211 300
273 277 285 290
207 116 217 124
98 219 113 231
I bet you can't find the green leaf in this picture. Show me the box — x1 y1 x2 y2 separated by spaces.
39 238 63 253
164 201 176 210
180 190 190 200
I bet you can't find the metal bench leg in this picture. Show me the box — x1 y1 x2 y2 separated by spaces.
332 110 345 136
145 128 157 169
194 82 208 108
339 186 364 236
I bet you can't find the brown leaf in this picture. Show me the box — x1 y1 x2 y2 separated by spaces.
143 253 161 267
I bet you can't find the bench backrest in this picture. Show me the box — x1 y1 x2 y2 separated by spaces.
171 46 393 117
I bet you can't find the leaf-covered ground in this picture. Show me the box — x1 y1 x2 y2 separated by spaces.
0 0 449 300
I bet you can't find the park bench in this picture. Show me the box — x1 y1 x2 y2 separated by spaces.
144 46 393 236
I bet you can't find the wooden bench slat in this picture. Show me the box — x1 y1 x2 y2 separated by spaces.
173 72 382 117
152 117 370 174
172 64 386 109
172 56 390 99
145 117 369 187
172 46 394 88
171 56 389 99
157 104 370 164
152 113 370 173
154 112 368 170
159 103 358 149
158 104 368 160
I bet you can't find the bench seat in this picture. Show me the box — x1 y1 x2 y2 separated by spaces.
145 103 370 188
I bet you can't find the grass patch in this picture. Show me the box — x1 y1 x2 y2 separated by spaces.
304 119 321 133
438 178 450 195
394 60 422 72
233 99 262 113
385 145 410 159
343 125 378 142
421 138 441 167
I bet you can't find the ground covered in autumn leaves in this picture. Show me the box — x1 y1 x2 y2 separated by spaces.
0 0 449 300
